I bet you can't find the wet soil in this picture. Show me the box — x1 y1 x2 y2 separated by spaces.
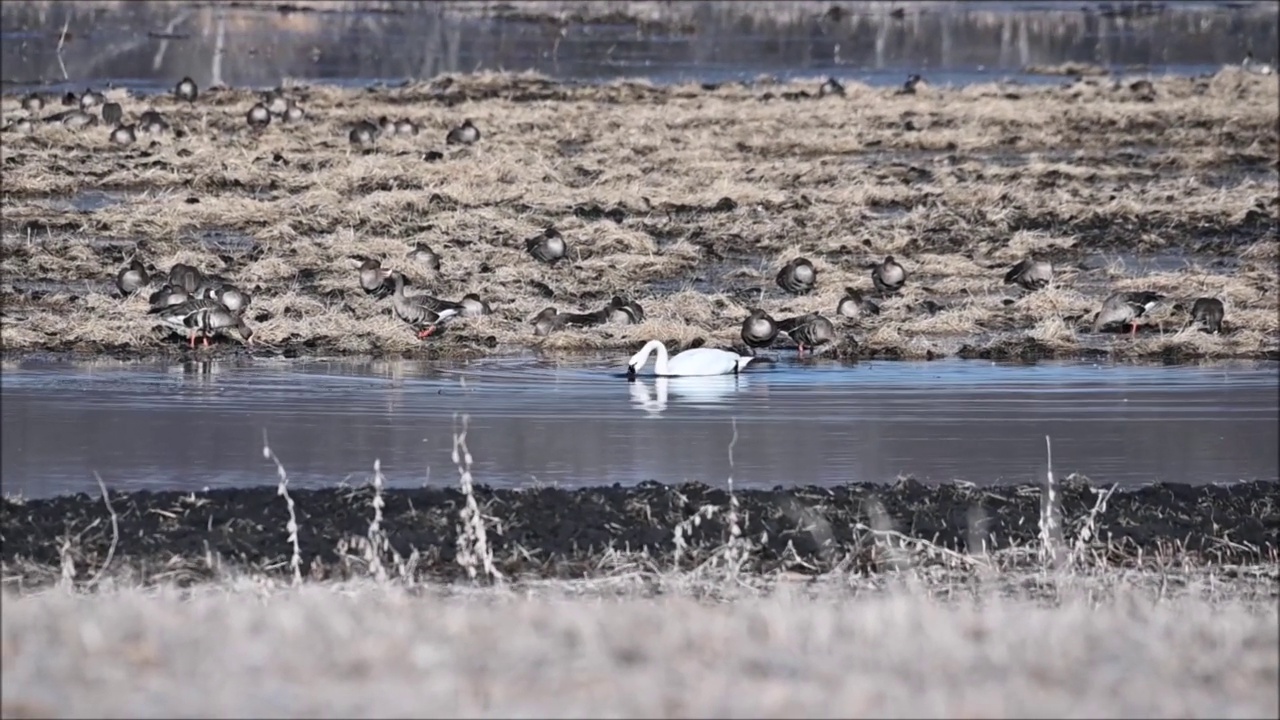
2 479 1275 586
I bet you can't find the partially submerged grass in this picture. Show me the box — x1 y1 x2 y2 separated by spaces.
1 70 1276 361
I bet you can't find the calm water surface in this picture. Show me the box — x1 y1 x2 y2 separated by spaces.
0 1 1275 92
2 357 1276 499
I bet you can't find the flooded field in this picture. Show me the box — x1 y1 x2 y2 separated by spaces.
3 357 1276 498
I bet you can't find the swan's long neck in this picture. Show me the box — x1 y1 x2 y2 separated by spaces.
650 341 670 374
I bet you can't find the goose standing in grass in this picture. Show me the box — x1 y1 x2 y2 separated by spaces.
740 308 779 354
282 101 305 124
606 296 645 324
147 284 190 312
837 287 880 319
101 102 123 126
110 124 136 146
626 340 755 378
263 88 289 116
349 120 378 146
1187 297 1225 334
1004 257 1053 292
446 119 480 145
196 279 251 314
459 293 492 318
79 89 105 111
357 258 393 298
395 118 419 136
871 255 907 296
154 298 253 348
818 77 845 97
138 110 169 134
778 312 836 356
899 74 926 94
1093 291 1165 335
407 244 441 272
1243 51 1275 75
247 103 271 130
115 259 150 296
175 76 198 103
22 93 43 112
168 263 203 293
389 272 460 338
47 109 97 129
530 307 604 336
526 227 568 265
378 116 397 136
776 257 817 295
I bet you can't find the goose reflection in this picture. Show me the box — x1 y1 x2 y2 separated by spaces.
628 374 750 416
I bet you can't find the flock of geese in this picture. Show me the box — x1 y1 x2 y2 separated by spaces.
4 76 481 149
12 77 1233 372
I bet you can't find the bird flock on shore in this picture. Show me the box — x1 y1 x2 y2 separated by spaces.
5 75 1235 362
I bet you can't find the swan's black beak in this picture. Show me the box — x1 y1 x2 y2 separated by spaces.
626 364 637 381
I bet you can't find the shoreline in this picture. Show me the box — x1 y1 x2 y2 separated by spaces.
4 478 1275 587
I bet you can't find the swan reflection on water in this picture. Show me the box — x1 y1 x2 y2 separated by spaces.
628 374 751 415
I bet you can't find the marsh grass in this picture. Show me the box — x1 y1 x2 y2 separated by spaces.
1 70 1276 360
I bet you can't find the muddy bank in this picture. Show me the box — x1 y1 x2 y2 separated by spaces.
2 72 1276 363
2 479 1274 586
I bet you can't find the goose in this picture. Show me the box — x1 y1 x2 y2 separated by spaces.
407 244 441 271
395 118 420 136
871 255 907 295
900 74 926 94
627 340 755 378
1243 51 1275 76
115 259 150 296
138 110 169 134
776 257 817 295
349 120 378 147
60 91 78 107
47 109 97 129
101 102 123 126
110 124 136 146
837 287 880 319
1093 291 1165 335
263 88 290 116
1004 257 1053 292
446 119 480 145
282 101 305 124
740 308 779 354
196 279 251 314
460 293 492 318
168 263 203 293
530 306 603 336
378 116 397 136
247 103 271 129
390 271 460 338
526 227 568 264
818 77 845 97
4 119 33 134
155 298 253 348
1187 297 1225 334
21 93 43 112
778 312 836 356
79 89 105 111
175 76 198 102
147 284 190 312
358 258 393 298
606 295 645 324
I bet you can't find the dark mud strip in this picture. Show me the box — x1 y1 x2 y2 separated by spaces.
2 480 1275 585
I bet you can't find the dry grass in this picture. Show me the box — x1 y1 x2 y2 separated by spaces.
1 70 1276 360
2 572 1277 719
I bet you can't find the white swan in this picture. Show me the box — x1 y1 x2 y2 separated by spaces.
626 340 755 378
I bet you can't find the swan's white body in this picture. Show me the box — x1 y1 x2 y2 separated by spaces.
627 340 754 377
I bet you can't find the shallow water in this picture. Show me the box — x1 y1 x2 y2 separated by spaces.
0 1 1275 93
2 357 1276 499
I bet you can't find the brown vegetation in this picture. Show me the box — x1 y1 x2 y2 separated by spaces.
1 69 1276 362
